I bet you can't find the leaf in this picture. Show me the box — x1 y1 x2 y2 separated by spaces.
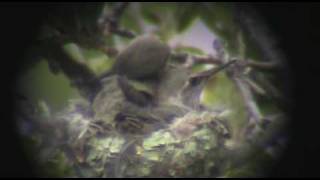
82 48 115 74
140 7 161 25
140 166 151 176
109 137 125 153
16 60 81 113
184 141 197 156
63 43 86 63
140 2 177 25
143 151 161 162
77 3 104 28
121 4 143 34
199 3 235 34
43 150 74 177
242 32 263 60
174 45 205 55
193 128 212 141
38 100 51 118
87 149 99 162
139 3 178 42
127 79 154 95
199 3 240 55
77 127 88 140
175 3 199 33
143 131 177 150
191 64 214 74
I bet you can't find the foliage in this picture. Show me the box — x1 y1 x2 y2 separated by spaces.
16 2 287 178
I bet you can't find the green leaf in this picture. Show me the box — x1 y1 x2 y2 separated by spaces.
121 5 143 34
140 2 178 25
143 151 161 162
82 48 115 74
140 166 151 176
143 131 177 150
109 137 125 153
175 3 199 33
174 46 205 55
38 100 51 119
184 141 197 157
242 32 263 60
63 43 86 63
139 3 178 42
16 60 81 113
43 150 74 177
199 3 240 55
140 7 161 25
127 79 154 95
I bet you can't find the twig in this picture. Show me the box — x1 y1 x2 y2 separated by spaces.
231 75 263 125
180 60 237 110
189 59 237 81
223 60 265 140
239 59 281 71
190 55 223 66
99 2 136 38
181 55 281 127
171 53 223 66
243 76 267 96
176 52 275 131
112 2 130 23
171 53 280 71
108 26 136 38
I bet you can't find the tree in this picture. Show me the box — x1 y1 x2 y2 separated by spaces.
16 2 288 177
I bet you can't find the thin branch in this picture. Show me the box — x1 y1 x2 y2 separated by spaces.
34 3 136 102
180 60 237 110
231 75 263 125
243 76 267 96
191 55 223 66
189 60 237 81
171 53 280 71
108 26 136 38
240 59 281 71
170 53 188 63
112 2 130 22
175 53 275 133
171 53 223 67
99 2 136 38
179 44 268 138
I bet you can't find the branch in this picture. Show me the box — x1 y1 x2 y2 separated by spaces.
171 53 280 71
238 59 281 71
174 46 268 138
243 77 267 96
180 60 237 110
247 60 280 70
175 54 275 128
171 53 223 66
189 60 237 81
231 76 263 125
108 26 136 38
98 2 136 38
34 3 137 101
112 2 130 22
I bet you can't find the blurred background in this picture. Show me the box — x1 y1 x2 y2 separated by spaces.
0 2 319 178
